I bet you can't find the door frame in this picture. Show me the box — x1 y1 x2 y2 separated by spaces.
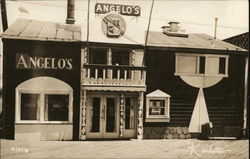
86 94 120 139
122 96 138 138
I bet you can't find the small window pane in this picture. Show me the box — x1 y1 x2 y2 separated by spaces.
199 56 205 74
45 95 69 121
112 50 129 66
219 57 226 74
21 94 40 120
177 56 197 74
89 48 107 64
106 98 117 132
206 57 219 74
91 97 100 132
149 100 165 115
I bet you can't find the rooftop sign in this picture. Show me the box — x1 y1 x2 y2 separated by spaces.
95 3 141 16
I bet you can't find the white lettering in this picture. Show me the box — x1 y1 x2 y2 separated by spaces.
30 57 37 68
121 6 126 14
103 4 109 12
134 7 140 15
116 5 121 13
66 59 73 69
126 7 132 14
58 59 66 69
44 58 50 69
37 58 45 68
16 54 73 70
16 54 28 68
110 5 115 12
51 58 57 69
95 4 103 12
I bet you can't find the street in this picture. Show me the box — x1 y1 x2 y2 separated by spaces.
0 139 249 159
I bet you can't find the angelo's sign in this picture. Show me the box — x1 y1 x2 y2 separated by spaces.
95 3 141 16
16 54 73 70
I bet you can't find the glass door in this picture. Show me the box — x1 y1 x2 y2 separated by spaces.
86 96 102 138
103 97 119 138
86 95 119 139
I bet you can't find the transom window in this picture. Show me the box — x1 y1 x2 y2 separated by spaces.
146 90 170 122
175 53 229 77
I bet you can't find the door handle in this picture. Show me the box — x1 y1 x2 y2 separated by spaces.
103 105 106 120
101 105 106 120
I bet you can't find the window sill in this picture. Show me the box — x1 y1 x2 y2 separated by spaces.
174 73 228 78
145 118 170 122
15 122 72 125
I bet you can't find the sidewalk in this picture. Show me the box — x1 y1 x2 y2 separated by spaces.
0 139 249 159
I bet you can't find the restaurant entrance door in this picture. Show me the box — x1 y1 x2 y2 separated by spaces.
86 95 120 139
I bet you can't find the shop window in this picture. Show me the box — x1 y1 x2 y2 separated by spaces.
175 53 229 77
146 90 170 122
16 77 73 123
20 94 40 120
45 95 69 121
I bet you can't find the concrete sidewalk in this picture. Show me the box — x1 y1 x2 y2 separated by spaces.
0 139 249 159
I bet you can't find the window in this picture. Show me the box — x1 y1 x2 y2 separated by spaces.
89 48 107 64
112 50 130 66
125 97 135 129
149 100 165 116
21 94 40 120
175 53 229 77
16 77 73 123
146 90 170 122
45 95 69 121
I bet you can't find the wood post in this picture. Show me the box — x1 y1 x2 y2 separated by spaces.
137 92 144 140
80 90 87 140
120 94 125 137
107 48 112 79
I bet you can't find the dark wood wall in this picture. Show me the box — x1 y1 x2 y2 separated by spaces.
2 39 81 140
145 50 245 136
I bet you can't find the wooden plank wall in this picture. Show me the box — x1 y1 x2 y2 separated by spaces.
145 51 245 137
2 40 81 139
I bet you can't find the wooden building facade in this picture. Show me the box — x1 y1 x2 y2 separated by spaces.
1 9 248 140
144 31 248 139
1 19 81 140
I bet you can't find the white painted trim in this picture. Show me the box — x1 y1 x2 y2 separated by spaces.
145 118 170 122
175 53 229 77
145 94 170 122
243 57 248 132
174 72 228 78
15 77 73 124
